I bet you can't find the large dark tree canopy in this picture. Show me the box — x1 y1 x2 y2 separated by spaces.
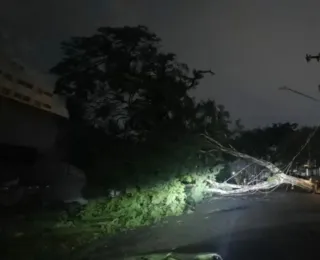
51 25 229 143
49 25 318 192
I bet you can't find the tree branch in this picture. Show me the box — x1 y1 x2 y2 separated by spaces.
201 133 315 194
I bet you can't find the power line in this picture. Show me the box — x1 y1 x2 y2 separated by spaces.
278 86 320 102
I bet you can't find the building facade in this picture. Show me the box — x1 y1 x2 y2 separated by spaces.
0 52 68 152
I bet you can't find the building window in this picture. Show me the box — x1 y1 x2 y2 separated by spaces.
4 73 13 81
14 92 23 100
22 95 31 102
1 87 11 95
43 103 51 109
34 100 41 107
43 91 53 97
17 79 33 89
37 88 53 98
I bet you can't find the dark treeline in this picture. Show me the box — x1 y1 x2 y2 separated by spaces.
234 123 319 166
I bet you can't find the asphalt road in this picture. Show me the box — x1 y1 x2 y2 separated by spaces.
74 192 320 260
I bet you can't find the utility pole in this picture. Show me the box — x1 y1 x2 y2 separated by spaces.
306 53 320 93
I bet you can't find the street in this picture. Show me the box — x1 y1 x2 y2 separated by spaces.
176 192 320 260
73 192 320 259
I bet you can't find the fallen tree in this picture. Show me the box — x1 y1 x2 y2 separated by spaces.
201 134 315 195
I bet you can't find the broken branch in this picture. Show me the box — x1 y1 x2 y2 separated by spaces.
201 134 315 195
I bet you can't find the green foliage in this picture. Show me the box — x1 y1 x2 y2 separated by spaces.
85 133 223 192
5 163 222 259
79 178 186 234
51 25 231 144
46 24 232 255
50 25 233 219
79 163 224 238
189 181 207 204
182 164 224 204
267 175 278 183
50 26 233 207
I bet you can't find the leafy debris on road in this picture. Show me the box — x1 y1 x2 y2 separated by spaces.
124 252 223 260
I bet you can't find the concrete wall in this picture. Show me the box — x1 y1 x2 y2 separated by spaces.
0 51 68 152
0 96 64 152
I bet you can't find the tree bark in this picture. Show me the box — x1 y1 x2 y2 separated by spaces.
201 134 314 195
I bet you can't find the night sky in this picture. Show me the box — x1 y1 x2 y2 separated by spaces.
2 0 320 128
